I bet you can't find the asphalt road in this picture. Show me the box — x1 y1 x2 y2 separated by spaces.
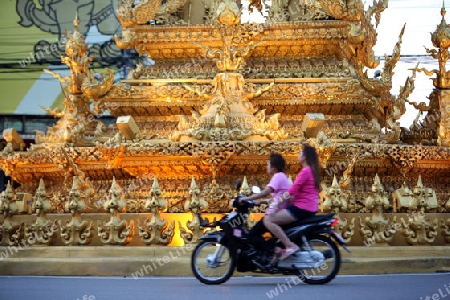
0 273 449 300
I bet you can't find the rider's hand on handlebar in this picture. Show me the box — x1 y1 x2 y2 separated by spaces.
230 195 245 208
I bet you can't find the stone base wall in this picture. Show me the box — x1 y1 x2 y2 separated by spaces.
1 213 449 247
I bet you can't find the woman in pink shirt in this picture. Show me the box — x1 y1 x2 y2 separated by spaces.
239 153 291 251
263 144 320 261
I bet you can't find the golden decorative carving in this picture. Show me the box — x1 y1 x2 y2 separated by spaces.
203 179 230 213
81 69 115 101
60 177 93 245
441 218 450 243
322 176 347 213
171 71 284 142
348 118 382 143
437 90 450 146
344 0 365 21
239 176 265 215
116 0 187 26
359 175 396 246
267 0 287 23
239 176 252 196
392 184 413 213
386 145 426 171
339 147 362 190
24 179 58 246
166 1 285 143
288 0 329 21
322 176 355 242
340 0 388 76
412 5 450 146
139 177 175 245
311 132 336 168
1 143 14 156
39 15 114 146
114 28 136 49
409 176 438 213
215 0 241 25
357 0 388 68
202 0 221 24
117 0 160 26
97 178 134 245
179 177 207 244
396 178 439 245
354 24 405 136
0 182 24 246
384 67 417 142
403 87 439 145
401 211 438 245
335 216 355 244
415 5 450 89
318 0 360 21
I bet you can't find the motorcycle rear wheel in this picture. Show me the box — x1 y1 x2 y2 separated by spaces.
298 234 341 284
191 240 235 285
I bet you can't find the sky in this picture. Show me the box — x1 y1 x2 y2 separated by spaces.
373 0 445 55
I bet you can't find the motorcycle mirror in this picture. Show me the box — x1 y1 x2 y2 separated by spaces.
251 186 261 194
236 179 242 191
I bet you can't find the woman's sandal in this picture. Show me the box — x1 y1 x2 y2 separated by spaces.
279 246 299 261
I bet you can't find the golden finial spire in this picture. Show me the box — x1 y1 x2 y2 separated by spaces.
74 12 80 29
71 176 78 192
190 176 197 190
240 176 251 195
331 175 340 188
110 177 119 193
38 178 46 193
216 0 241 25
416 175 424 188
151 176 161 194
374 174 381 185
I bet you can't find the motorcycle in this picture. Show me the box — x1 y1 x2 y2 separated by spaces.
191 186 350 285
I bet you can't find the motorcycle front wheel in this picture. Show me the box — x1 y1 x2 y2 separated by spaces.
298 234 341 284
191 240 235 285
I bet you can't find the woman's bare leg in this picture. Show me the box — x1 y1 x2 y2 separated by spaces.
263 209 297 248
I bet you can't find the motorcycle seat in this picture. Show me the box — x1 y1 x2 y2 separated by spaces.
281 213 335 230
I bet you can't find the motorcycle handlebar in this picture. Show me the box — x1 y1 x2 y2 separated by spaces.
198 196 264 227
232 195 260 209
